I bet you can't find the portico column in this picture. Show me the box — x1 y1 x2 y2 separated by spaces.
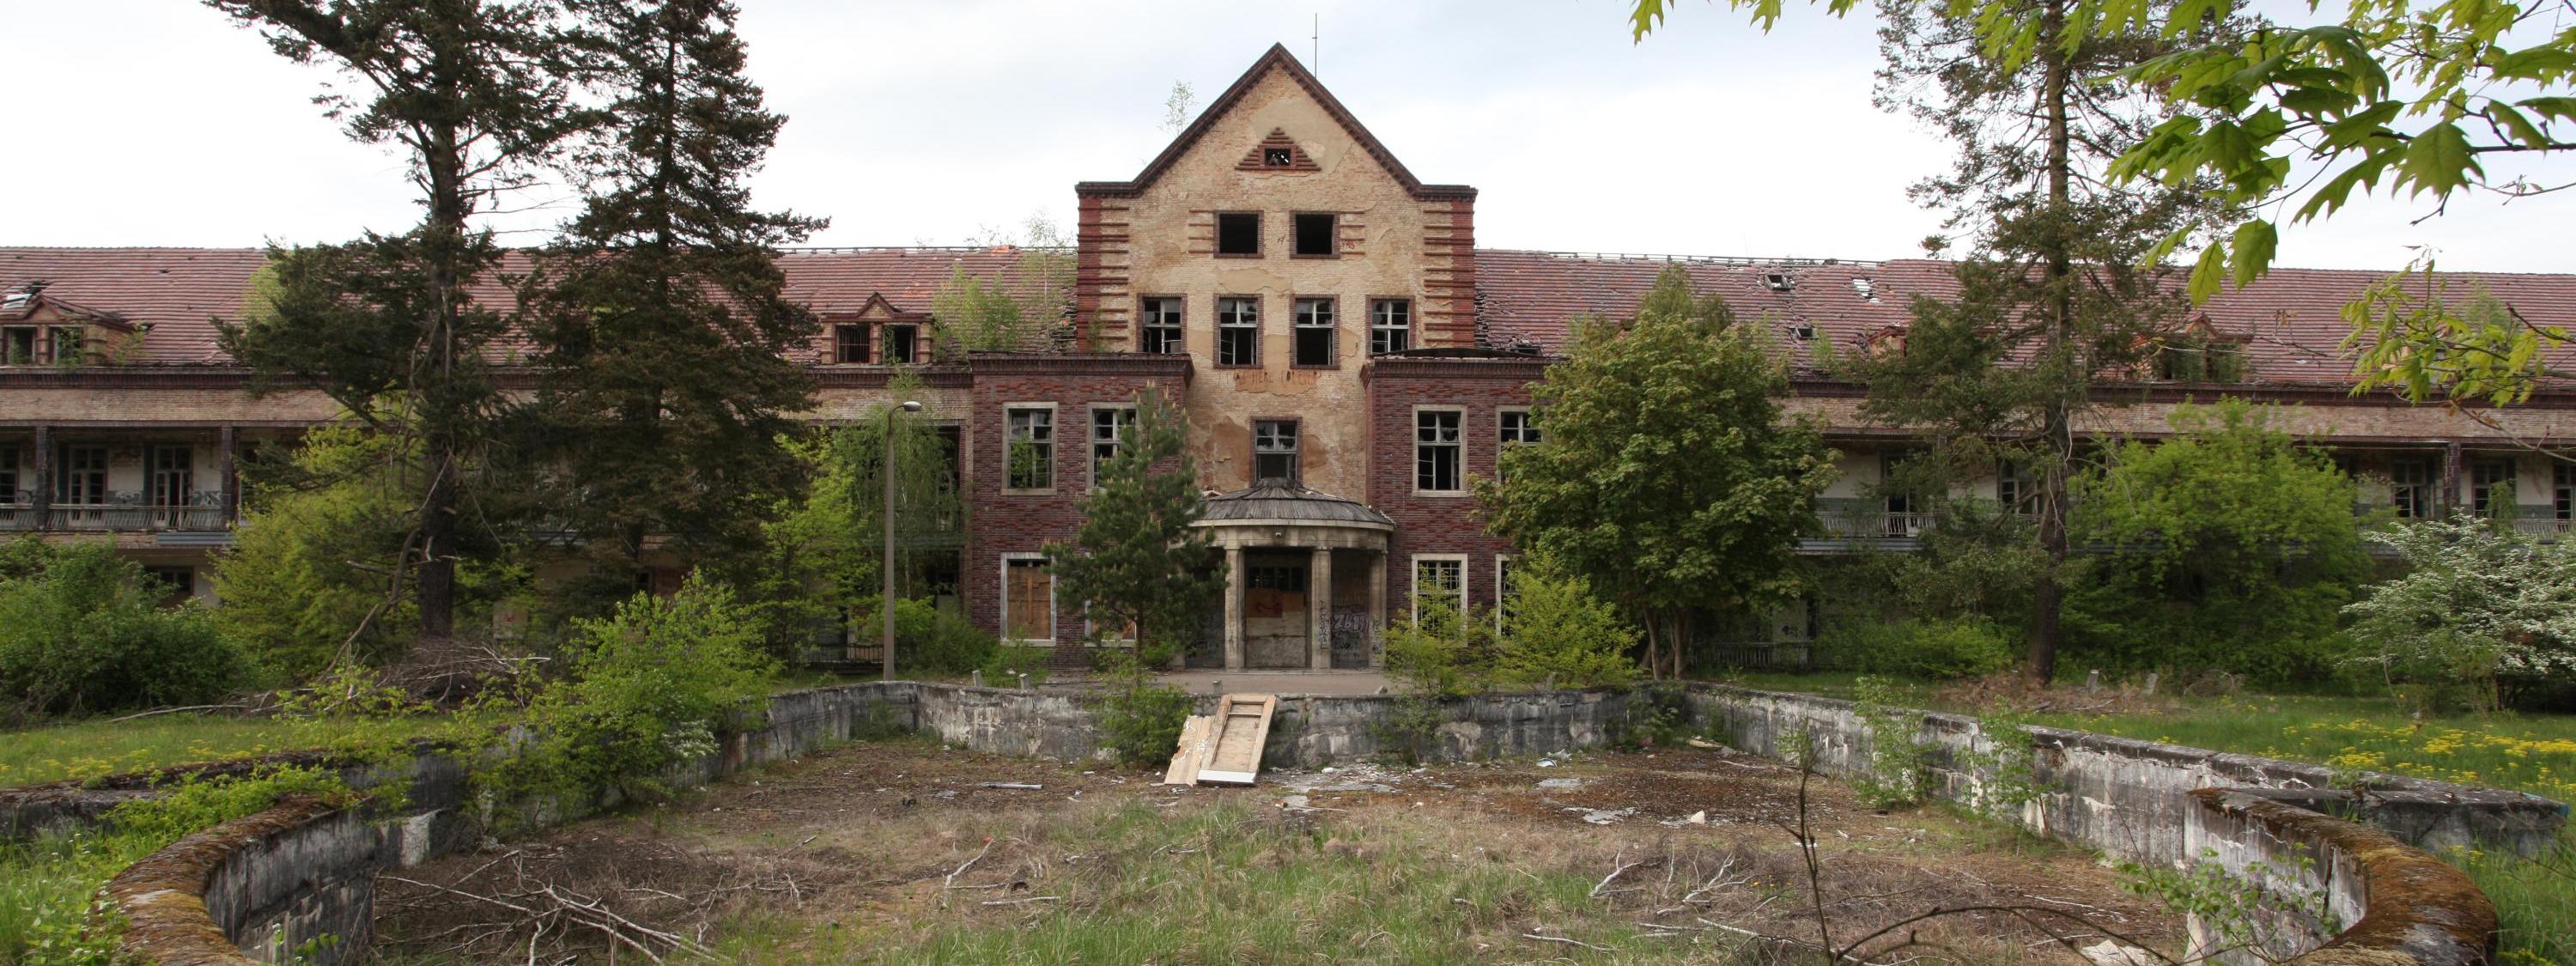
218 425 239 524
1367 550 1388 668
30 425 51 531
1223 544 1245 670
1309 547 1333 670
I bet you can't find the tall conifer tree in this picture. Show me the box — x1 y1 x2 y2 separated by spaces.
210 0 581 641
521 0 824 592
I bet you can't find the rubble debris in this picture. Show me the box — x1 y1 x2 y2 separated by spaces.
977 782 1043 791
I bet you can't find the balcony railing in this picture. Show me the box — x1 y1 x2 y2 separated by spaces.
13 493 230 533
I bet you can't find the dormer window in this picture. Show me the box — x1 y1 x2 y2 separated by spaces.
1 325 78 366
834 324 870 363
1762 273 1795 292
1264 148 1293 167
884 324 920 364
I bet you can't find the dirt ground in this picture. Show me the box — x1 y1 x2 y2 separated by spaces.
374 738 2183 964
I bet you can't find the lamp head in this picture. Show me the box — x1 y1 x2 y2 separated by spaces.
899 400 923 413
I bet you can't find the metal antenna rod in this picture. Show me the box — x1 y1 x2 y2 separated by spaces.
1312 13 1319 74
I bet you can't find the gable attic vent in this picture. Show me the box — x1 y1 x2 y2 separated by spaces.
1761 273 1795 292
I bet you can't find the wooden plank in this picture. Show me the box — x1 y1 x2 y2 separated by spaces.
1199 694 1277 786
1163 714 1216 786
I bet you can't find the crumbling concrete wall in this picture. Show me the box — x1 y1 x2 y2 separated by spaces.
102 796 379 966
2187 788 2497 966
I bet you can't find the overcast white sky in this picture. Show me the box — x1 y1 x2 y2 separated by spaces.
3 1 2566 272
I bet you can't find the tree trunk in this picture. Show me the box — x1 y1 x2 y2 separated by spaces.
2028 0 2075 685
417 113 469 641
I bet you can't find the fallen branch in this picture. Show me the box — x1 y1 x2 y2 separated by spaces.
1520 933 1610 952
980 896 1060 906
1591 853 1655 897
939 837 995 909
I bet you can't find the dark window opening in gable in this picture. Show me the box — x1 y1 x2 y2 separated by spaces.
1291 297 1335 367
1253 420 1299 484
1139 297 1184 354
1293 213 1336 257
1216 212 1261 256
884 324 919 364
834 324 870 363
1264 147 1293 167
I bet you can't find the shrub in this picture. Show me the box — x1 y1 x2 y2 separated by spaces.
1090 654 1194 768
2342 514 2576 713
210 425 422 682
854 596 1000 677
1493 558 1638 690
0 540 247 721
1820 617 2015 680
1383 595 1494 700
492 576 778 805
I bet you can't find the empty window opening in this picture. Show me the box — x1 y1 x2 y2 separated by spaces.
1263 147 1294 167
1005 407 1054 490
1291 297 1336 366
2 327 37 364
834 324 870 363
1003 557 1054 642
1791 322 1816 341
1416 410 1463 492
1762 273 1795 292
884 325 920 364
1216 212 1261 256
1090 406 1135 489
1370 299 1413 355
1139 297 1184 355
1253 420 1300 484
1293 213 1336 257
1218 296 1261 366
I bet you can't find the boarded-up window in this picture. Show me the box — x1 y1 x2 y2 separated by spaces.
1004 557 1053 642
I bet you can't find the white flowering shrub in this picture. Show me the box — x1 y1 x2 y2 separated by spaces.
2344 515 2576 711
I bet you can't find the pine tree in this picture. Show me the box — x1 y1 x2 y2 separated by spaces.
1045 393 1224 666
1841 0 2241 681
519 0 824 596
210 0 582 641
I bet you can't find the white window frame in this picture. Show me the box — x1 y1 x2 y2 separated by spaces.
1087 404 1137 492
1216 296 1261 367
1291 296 1337 367
999 553 1056 645
1369 298 1413 355
1138 296 1185 355
1410 553 1468 624
1002 403 1059 495
1413 405 1467 496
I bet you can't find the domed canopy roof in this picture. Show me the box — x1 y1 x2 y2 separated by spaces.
1197 481 1394 530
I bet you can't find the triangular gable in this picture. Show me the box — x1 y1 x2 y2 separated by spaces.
829 291 931 323
1076 44 1473 201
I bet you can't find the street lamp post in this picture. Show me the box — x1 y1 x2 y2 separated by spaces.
884 400 922 681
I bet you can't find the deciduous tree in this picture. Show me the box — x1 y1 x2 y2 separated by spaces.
1480 266 1836 679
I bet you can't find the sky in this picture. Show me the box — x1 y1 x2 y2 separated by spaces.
2 1 2567 273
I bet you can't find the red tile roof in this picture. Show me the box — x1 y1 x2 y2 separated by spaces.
1471 251 2576 386
7 245 2572 387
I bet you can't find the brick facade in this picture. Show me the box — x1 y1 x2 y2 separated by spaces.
1366 356 1546 614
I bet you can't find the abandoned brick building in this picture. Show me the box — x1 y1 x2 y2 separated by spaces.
7 45 2576 669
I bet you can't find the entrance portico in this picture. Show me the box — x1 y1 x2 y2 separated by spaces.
1192 483 1392 671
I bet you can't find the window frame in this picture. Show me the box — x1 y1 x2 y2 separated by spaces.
56 445 107 505
1291 212 1338 258
1410 554 1468 624
1251 417 1301 485
1216 295 1261 368
1493 554 1518 635
2470 458 2516 517
1214 211 1262 258
1138 295 1186 355
1413 406 1467 495
0 446 19 503
833 323 871 364
1002 403 1059 495
1368 298 1413 355
1087 404 1137 493
2391 459 2436 519
999 553 1056 645
1290 296 1338 369
884 323 920 364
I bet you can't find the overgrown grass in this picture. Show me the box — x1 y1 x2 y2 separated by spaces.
706 802 1778 964
1722 672 2576 964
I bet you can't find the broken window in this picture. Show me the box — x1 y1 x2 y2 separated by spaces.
1291 297 1335 366
1494 555 1518 632
2472 459 2515 516
1293 213 1336 257
0 447 18 504
2391 459 2434 519
2557 463 2573 523
1005 407 1054 490
2 327 35 364
1253 420 1299 484
46 328 77 364
1413 556 1464 623
1218 296 1260 366
1762 273 1794 292
884 324 920 364
1139 296 1184 355
1090 406 1135 490
1996 460 2038 515
1216 212 1261 256
1498 409 1540 447
1415 410 1462 492
1369 299 1412 355
1003 556 1053 642
834 324 870 363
